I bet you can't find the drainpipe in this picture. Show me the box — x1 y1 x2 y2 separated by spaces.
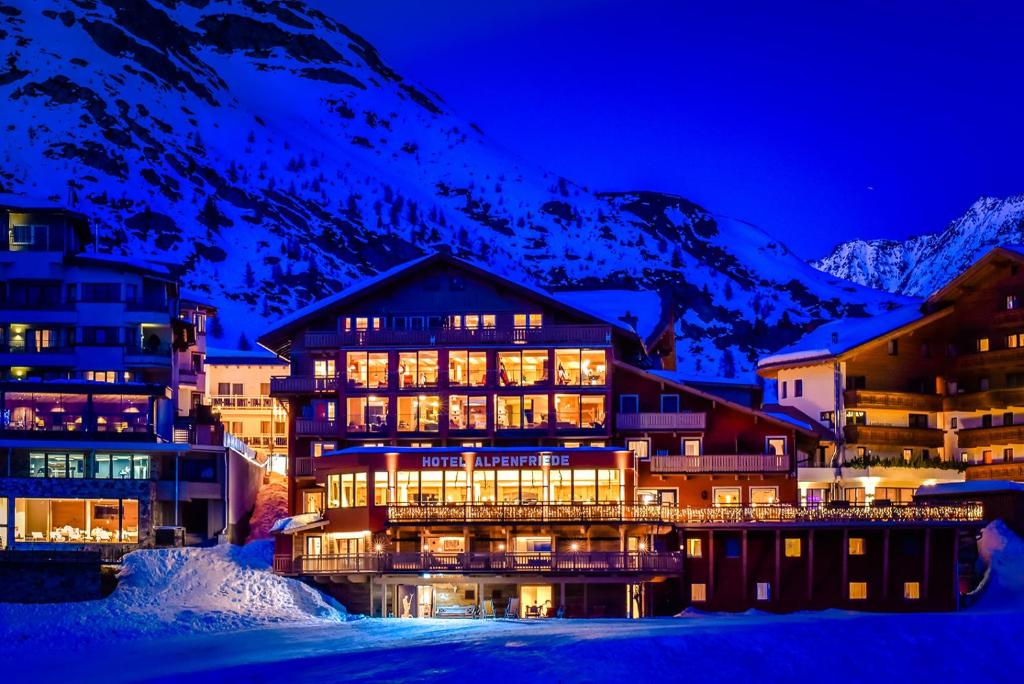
174 452 180 527
221 449 229 541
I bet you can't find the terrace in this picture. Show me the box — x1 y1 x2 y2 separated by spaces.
650 453 789 473
304 324 612 349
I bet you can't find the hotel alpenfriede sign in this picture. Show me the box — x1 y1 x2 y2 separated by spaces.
421 454 571 468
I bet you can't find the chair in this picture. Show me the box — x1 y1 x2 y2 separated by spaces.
504 597 520 619
31 531 44 541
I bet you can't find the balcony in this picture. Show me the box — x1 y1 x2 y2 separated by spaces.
387 502 678 525
844 389 943 412
676 502 982 527
957 423 1024 449
294 456 314 477
282 550 683 576
844 424 944 448
270 375 339 394
210 395 277 410
957 347 1024 369
123 345 172 367
295 418 336 436
304 324 613 349
993 307 1024 327
616 412 706 431
650 453 789 473
945 387 1024 412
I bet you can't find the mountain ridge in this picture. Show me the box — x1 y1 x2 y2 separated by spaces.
0 0 906 378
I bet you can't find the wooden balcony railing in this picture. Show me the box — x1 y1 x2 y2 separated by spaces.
844 389 943 412
295 418 337 436
957 347 1024 369
270 375 339 394
616 412 706 430
844 424 944 448
210 395 277 409
957 423 1024 449
386 502 982 527
304 324 612 349
387 502 678 525
286 551 683 576
650 453 789 473
945 387 1024 412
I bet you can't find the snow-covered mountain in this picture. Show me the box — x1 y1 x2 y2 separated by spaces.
0 0 906 378
814 195 1024 297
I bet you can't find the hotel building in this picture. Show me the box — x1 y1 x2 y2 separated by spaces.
757 246 1024 502
205 349 289 470
261 253 980 616
0 198 263 574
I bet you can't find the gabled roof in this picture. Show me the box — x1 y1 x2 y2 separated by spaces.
927 245 1024 305
0 193 89 218
759 403 836 441
613 360 818 437
205 347 288 366
757 304 951 372
258 252 642 357
549 289 667 344
67 252 180 279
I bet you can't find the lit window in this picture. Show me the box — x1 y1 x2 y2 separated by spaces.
690 583 707 602
713 487 741 506
749 487 778 505
627 439 650 460
849 582 867 600
686 538 702 558
849 537 866 555
482 314 496 329
977 337 990 352
756 582 771 601
904 582 920 600
784 538 801 557
682 438 701 456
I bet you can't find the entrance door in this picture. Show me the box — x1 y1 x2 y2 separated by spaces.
417 585 433 618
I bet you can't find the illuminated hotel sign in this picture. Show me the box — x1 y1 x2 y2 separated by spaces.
421 453 570 468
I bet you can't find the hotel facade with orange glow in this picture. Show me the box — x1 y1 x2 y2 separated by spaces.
260 254 981 617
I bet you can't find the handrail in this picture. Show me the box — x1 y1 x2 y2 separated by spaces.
305 324 613 348
650 453 789 473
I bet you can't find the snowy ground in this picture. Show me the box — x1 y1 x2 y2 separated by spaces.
2 524 1023 682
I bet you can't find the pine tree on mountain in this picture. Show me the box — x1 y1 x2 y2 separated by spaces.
237 333 252 351
719 349 737 378
346 194 362 221
244 262 256 289
723 279 734 301
209 316 224 339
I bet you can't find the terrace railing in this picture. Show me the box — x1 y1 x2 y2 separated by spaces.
616 412 707 430
304 324 612 349
270 375 339 394
650 454 789 473
387 502 677 525
289 550 683 575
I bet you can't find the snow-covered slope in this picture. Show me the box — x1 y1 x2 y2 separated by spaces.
0 540 347 647
815 195 1024 296
0 0 907 377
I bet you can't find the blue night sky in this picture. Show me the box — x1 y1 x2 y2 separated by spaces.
322 0 1024 259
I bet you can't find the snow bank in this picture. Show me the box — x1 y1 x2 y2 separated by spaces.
969 520 1024 611
246 472 289 542
0 541 348 648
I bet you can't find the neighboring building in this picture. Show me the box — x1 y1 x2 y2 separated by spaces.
756 246 1024 502
0 198 263 568
259 253 979 616
205 348 289 469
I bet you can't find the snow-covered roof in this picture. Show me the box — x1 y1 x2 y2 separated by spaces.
205 347 287 365
70 252 178 278
916 480 1024 497
0 192 82 212
269 513 327 535
548 289 665 342
758 303 933 368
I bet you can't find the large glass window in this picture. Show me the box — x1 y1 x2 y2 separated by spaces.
498 350 549 386
598 469 621 502
497 470 520 502
398 351 438 388
555 349 607 386
419 471 443 503
314 359 336 378
346 352 388 388
346 396 389 433
573 470 597 503
445 470 468 503
495 395 522 429
396 471 419 504
93 395 152 433
397 395 440 432
448 350 487 387
15 498 138 543
326 473 368 508
373 471 389 505
551 470 572 502
521 470 544 502
554 394 606 429
448 395 487 430
473 470 496 502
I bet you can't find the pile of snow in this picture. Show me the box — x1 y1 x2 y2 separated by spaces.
0 541 348 647
246 473 289 542
969 520 1024 611
269 513 324 534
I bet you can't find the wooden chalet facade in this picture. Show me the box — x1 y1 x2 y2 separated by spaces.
260 253 981 617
